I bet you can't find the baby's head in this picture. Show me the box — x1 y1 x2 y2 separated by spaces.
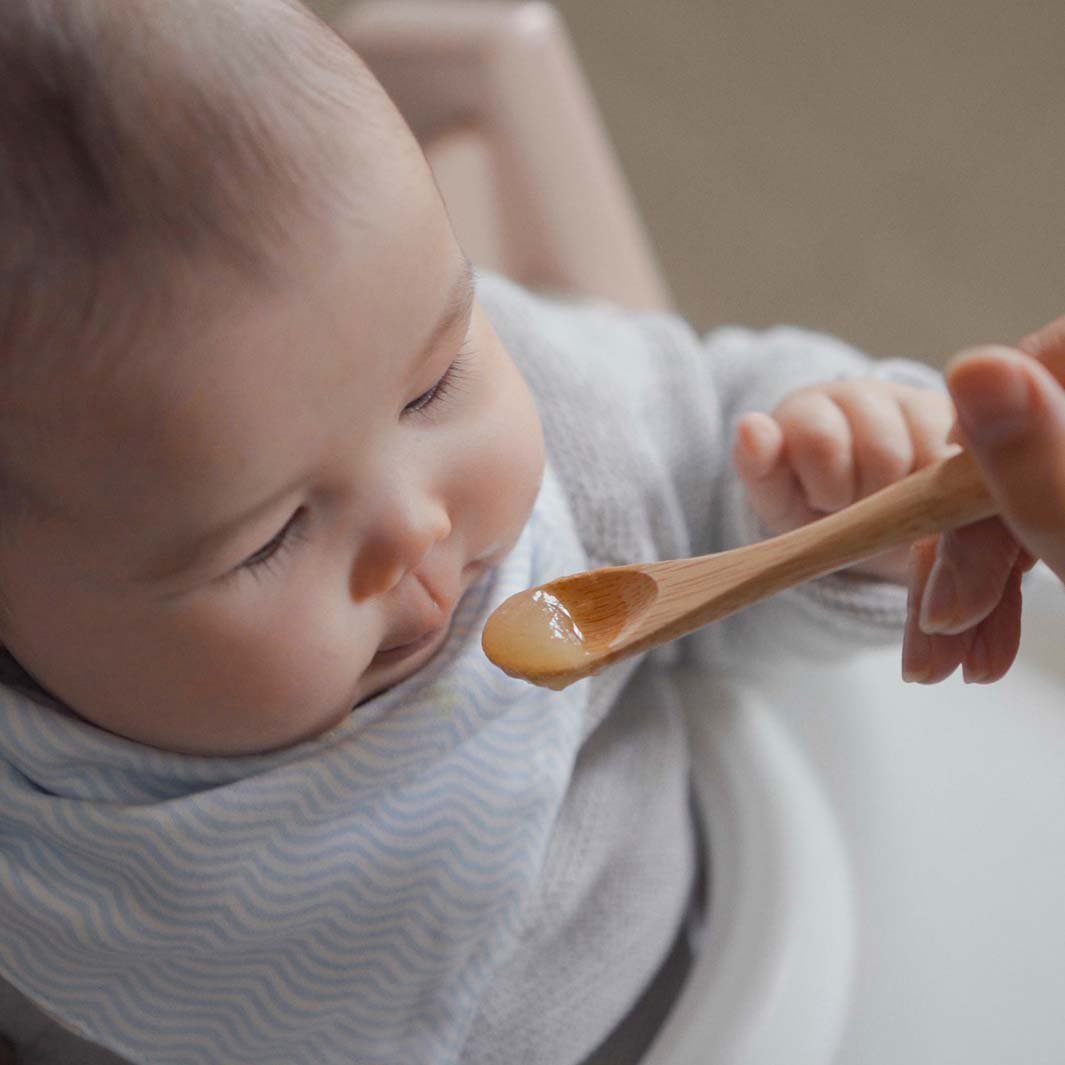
0 0 545 755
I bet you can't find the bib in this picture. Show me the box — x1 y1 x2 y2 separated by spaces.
0 469 590 1065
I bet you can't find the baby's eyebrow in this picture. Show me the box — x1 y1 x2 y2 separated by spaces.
414 253 475 371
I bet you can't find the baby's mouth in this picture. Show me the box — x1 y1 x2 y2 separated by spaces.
352 608 459 711
369 561 487 672
373 628 442 666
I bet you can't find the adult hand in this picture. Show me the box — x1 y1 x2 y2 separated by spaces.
903 315 1065 684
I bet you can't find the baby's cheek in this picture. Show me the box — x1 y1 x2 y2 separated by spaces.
468 374 545 555
461 313 545 553
180 592 370 753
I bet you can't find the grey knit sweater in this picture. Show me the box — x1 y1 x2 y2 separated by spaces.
0 275 935 1065
462 274 932 1065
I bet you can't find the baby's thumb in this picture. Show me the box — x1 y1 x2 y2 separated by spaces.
948 345 1065 582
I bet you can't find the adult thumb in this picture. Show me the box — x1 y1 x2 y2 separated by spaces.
948 345 1065 582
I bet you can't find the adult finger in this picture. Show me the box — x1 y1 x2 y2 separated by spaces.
902 538 968 683
917 517 1022 635
960 556 1025 684
1018 314 1065 379
903 538 1024 684
947 346 1065 582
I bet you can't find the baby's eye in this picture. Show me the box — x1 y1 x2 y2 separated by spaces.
403 347 473 417
238 507 306 575
404 377 444 415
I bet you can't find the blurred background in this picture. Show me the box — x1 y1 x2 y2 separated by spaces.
311 0 1063 366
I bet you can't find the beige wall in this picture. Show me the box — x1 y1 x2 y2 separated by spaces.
311 0 1064 366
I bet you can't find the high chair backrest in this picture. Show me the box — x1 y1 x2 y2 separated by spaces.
334 0 673 312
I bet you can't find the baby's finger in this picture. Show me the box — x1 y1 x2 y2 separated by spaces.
774 390 855 511
733 412 784 480
828 382 915 497
917 517 1022 635
733 413 817 531
894 386 957 467
903 538 968 683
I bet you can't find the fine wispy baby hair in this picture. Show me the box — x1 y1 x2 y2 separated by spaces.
0 0 381 519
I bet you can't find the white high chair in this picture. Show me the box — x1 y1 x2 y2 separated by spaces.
336 5 1065 1064
334 0 672 313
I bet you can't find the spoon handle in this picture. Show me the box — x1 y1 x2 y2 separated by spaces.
739 448 996 594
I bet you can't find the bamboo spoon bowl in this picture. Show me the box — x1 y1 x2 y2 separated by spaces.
482 449 996 689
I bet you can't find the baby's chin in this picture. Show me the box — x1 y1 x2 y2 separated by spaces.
282 631 447 748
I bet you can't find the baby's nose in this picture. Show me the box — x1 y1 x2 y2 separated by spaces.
349 494 452 601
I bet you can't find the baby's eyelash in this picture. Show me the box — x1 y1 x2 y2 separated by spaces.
238 507 307 577
403 346 474 417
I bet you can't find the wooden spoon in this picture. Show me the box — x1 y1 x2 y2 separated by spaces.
482 449 995 689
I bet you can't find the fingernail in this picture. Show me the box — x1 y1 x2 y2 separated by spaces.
902 614 931 683
950 350 1032 445
919 556 958 634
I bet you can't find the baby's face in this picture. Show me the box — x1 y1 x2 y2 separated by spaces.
0 139 545 755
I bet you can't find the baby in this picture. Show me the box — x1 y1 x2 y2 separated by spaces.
0 1 961 1063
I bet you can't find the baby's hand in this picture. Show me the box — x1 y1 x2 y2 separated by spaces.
733 378 955 581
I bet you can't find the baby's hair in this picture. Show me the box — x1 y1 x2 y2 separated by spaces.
0 0 389 524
